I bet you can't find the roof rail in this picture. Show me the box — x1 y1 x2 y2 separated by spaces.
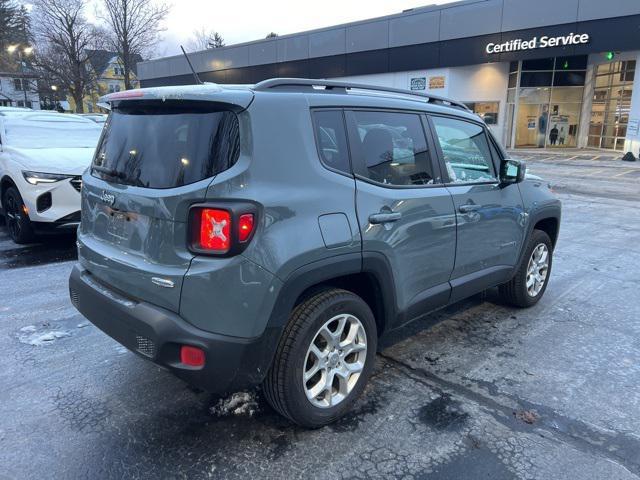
253 78 472 112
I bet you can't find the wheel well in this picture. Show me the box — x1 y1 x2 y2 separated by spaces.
0 176 16 207
294 272 386 336
534 217 559 248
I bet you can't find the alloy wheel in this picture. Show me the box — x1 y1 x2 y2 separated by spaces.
4 193 23 240
303 313 368 408
526 243 549 297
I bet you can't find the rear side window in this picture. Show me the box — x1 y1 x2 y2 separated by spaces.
312 110 350 174
430 116 497 184
347 110 436 186
92 102 240 188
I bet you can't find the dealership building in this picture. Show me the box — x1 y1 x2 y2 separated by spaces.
137 0 640 153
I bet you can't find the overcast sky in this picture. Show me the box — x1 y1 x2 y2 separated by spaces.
154 0 458 58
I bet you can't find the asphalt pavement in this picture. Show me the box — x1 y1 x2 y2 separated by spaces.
1 153 639 479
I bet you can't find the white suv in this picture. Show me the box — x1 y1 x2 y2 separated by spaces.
0 109 103 243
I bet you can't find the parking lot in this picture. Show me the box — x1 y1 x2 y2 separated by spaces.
1 152 639 479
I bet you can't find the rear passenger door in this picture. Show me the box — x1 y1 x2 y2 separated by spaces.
346 110 457 326
427 115 526 301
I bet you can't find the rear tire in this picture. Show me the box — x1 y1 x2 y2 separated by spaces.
263 288 377 428
499 229 553 307
3 186 35 244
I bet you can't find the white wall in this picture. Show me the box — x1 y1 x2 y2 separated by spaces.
333 62 510 144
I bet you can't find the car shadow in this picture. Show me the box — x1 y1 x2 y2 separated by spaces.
0 229 77 269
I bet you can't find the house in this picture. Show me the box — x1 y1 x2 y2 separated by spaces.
0 71 41 109
68 50 142 113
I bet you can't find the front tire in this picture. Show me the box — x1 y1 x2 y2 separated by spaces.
499 229 553 307
263 288 377 428
3 186 35 244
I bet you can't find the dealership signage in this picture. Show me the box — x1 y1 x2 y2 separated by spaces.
428 76 446 89
410 77 426 90
485 33 590 54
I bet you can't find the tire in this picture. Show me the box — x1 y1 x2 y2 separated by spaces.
263 288 377 428
499 229 553 308
3 186 35 244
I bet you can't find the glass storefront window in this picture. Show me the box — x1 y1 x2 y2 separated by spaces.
551 87 584 103
553 71 586 86
519 87 551 104
522 58 555 70
520 71 553 87
464 101 499 125
512 55 588 149
587 59 635 151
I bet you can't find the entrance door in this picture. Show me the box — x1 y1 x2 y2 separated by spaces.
346 109 457 326
516 103 548 148
428 114 526 302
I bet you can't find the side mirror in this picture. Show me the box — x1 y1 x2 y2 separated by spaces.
500 158 526 185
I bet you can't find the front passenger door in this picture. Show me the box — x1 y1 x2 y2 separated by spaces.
428 115 525 301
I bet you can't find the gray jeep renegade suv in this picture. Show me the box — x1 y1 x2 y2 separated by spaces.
69 78 560 427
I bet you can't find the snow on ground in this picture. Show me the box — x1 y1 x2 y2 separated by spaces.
18 325 72 346
210 392 259 417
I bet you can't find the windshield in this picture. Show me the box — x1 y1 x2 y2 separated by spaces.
3 115 103 149
91 103 240 189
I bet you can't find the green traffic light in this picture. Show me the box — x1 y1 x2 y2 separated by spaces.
605 51 615 61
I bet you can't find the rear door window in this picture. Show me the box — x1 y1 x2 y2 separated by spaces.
92 102 240 188
346 110 437 187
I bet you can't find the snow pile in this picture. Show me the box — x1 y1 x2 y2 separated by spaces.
210 392 259 418
18 325 72 346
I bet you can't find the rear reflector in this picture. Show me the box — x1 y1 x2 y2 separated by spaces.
238 213 255 242
180 345 205 367
199 208 231 252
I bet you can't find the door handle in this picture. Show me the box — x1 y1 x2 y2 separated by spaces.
458 204 482 213
369 212 402 224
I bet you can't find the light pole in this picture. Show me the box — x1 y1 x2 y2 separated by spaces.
7 45 34 108
51 85 58 110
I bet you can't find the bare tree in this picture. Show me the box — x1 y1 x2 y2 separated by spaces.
187 27 225 51
101 0 169 90
31 0 99 113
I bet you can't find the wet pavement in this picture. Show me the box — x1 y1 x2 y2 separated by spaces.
1 155 639 479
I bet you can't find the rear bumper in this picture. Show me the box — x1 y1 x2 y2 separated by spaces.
69 264 279 394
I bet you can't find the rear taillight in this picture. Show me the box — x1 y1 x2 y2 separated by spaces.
188 203 258 256
238 213 254 242
199 208 231 252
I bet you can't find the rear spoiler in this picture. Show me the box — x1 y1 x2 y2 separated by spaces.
98 84 254 111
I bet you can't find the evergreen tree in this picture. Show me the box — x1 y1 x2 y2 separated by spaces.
0 0 19 49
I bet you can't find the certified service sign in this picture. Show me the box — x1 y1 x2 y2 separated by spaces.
486 33 590 54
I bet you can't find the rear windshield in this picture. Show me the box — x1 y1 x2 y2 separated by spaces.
91 102 240 188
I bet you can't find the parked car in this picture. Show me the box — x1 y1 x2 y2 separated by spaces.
79 113 108 124
0 109 103 243
69 79 561 428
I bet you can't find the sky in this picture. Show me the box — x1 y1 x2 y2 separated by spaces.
154 0 459 58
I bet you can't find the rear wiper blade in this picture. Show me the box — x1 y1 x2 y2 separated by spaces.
92 165 125 179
